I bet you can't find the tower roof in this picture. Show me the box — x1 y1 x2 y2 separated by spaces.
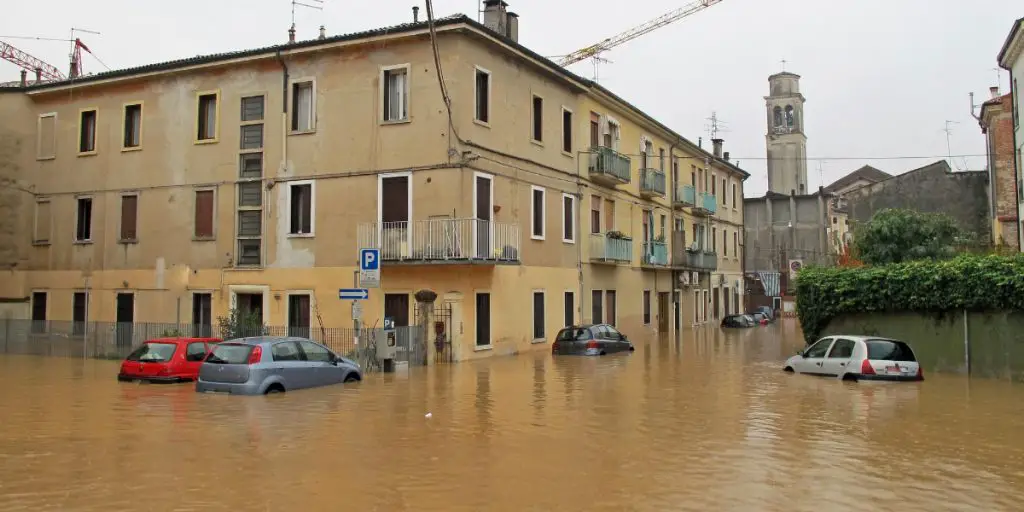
768 71 801 81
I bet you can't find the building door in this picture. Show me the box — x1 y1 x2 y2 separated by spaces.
192 293 212 337
475 292 491 347
475 174 493 259
673 290 681 330
657 292 669 332
115 293 134 349
380 175 410 259
385 293 411 361
564 292 574 327
287 294 311 338
693 290 700 325
713 288 720 320
591 290 603 324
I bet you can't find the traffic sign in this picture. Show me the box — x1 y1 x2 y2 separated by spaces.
351 301 363 320
338 288 369 300
359 248 381 288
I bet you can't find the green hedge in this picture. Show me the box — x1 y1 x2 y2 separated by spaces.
795 254 1024 343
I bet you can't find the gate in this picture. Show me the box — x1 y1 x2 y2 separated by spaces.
414 302 455 364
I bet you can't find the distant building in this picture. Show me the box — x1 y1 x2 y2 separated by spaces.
978 88 1020 250
997 16 1024 252
765 72 808 195
823 165 892 253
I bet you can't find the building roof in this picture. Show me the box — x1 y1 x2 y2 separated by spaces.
0 14 749 179
823 165 892 194
998 17 1024 69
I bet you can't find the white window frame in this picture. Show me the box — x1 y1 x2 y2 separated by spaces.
289 77 317 134
380 64 411 123
530 185 546 241
472 171 495 256
606 116 621 151
33 197 51 244
530 93 544 144
473 66 492 126
36 112 57 160
531 289 546 343
561 106 574 156
377 171 413 249
74 194 94 243
561 192 577 244
286 179 316 237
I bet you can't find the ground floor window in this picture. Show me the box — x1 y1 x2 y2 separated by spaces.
564 291 574 327
591 290 603 324
192 293 212 337
476 292 491 346
642 290 651 325
31 292 47 333
532 291 545 340
606 290 617 327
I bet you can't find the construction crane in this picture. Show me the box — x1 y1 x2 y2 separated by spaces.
557 0 723 79
0 29 102 82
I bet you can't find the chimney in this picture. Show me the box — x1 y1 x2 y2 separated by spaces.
413 6 419 22
319 25 326 40
723 151 730 162
712 138 723 158
288 23 296 44
20 70 27 87
506 12 519 42
698 137 702 148
483 0 509 36
35 67 42 82
990 86 1001 99
69 55 79 79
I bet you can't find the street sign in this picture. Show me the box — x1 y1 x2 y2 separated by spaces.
359 248 381 288
351 301 363 320
338 288 369 300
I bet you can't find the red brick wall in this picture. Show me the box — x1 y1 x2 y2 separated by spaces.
984 94 1019 250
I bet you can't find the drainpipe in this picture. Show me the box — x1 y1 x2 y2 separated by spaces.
668 140 678 337
575 150 586 325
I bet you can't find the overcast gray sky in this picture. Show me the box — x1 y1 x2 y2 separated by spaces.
3 0 1021 196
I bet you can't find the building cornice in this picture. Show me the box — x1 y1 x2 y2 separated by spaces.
998 18 1024 69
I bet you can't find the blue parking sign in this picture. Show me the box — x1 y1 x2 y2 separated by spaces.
360 248 380 271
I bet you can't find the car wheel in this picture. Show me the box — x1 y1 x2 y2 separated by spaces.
783 366 794 373
343 374 361 383
841 373 858 382
264 384 285 395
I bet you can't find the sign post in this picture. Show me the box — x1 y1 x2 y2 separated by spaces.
359 248 380 289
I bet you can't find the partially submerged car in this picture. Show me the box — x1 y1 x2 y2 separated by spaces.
118 337 222 383
195 337 362 395
551 324 635 356
783 335 923 382
721 314 757 328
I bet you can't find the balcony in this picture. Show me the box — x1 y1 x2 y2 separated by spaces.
673 184 696 209
588 146 631 186
357 218 520 265
641 241 669 266
590 233 632 264
639 168 666 198
693 191 717 216
672 244 718 272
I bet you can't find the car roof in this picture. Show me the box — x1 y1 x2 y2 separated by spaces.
823 335 908 343
145 337 222 344
219 336 317 346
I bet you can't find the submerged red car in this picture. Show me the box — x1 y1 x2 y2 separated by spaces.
117 337 222 383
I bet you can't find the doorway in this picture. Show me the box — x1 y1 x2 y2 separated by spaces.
673 290 681 330
475 292 491 347
115 293 134 349
380 174 410 260
563 291 574 327
657 292 669 332
385 293 411 361
713 288 720 321
287 294 311 338
474 173 493 259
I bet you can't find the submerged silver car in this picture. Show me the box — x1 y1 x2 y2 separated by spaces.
783 335 923 382
195 337 362 395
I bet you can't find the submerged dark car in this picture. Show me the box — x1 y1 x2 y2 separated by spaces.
551 324 635 356
721 314 757 328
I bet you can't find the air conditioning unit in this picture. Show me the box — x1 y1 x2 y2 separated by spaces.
691 271 699 284
680 272 690 286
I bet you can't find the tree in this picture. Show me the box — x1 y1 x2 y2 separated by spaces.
852 208 961 266
217 308 267 340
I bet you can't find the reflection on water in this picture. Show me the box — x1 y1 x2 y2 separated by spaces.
1 321 1023 511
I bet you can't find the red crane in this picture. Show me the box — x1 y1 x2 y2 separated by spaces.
0 31 101 82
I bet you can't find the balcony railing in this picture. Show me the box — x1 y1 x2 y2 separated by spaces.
672 244 718 271
694 192 717 216
674 184 696 207
357 218 520 263
590 233 632 263
588 146 631 184
641 241 669 266
640 168 666 197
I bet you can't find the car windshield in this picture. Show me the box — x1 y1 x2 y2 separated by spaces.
555 327 590 341
866 339 917 362
126 342 177 362
205 344 255 364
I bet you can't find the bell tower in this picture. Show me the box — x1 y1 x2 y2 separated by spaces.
765 71 808 194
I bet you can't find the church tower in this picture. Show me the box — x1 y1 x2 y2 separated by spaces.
765 72 808 194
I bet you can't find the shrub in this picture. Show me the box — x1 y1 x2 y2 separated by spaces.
795 253 1024 343
217 308 267 340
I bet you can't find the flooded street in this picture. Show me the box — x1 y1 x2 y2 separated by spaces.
2 321 1024 511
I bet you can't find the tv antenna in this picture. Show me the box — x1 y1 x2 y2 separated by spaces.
705 111 729 140
291 0 324 27
942 120 964 170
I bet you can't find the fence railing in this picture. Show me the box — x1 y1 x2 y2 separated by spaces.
588 146 632 183
698 191 717 215
642 241 669 266
640 168 666 196
590 233 632 262
0 320 426 371
357 218 520 263
675 184 696 206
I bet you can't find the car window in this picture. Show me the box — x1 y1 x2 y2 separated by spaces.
271 342 303 362
206 344 254 364
185 342 208 362
865 339 917 362
805 338 833 358
827 339 856 359
299 341 332 362
604 326 623 340
126 342 177 362
556 327 589 341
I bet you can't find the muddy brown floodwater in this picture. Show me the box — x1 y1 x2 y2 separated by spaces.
2 321 1024 511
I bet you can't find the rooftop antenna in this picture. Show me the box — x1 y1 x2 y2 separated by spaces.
69 27 100 77
993 67 1002 89
942 120 964 170
591 55 612 81
817 161 826 187
291 0 324 39
780 58 787 72
705 111 730 140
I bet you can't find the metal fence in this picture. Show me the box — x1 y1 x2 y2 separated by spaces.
0 319 424 372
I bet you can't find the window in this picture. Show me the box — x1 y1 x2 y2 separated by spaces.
291 80 315 132
721 178 726 204
192 292 213 337
123 103 142 149
241 96 264 122
240 153 262 179
590 194 601 234
194 189 215 239
732 183 737 207
120 194 138 241
722 229 727 257
712 227 717 252
531 186 545 240
642 290 651 325
564 291 574 327
79 109 96 153
288 181 314 235
562 108 573 153
531 95 543 142
711 175 717 195
606 290 617 327
604 199 614 232
562 193 576 243
659 148 665 171
832 216 837 224
72 292 88 336
804 338 833 358
1013 78 1019 129
75 197 93 242
589 112 600 148
240 124 263 149
659 214 666 238
382 66 409 122
33 199 51 243
196 92 218 141
37 113 56 159
733 231 738 256
474 67 490 124
299 340 332 362
186 342 208 362
31 292 47 333
237 179 262 266
532 291 545 340
592 290 603 324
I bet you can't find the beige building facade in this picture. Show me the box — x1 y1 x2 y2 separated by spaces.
0 10 747 359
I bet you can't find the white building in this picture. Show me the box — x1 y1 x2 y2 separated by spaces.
998 16 1024 251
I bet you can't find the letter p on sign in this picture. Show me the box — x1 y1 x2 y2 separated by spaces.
360 248 380 271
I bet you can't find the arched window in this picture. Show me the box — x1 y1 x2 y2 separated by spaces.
773 106 783 128
785 105 795 128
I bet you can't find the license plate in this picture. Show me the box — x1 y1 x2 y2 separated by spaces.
886 365 902 374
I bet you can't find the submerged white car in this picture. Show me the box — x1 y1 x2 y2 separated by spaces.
784 335 923 382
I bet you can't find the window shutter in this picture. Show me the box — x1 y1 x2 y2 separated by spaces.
120 195 138 240
194 190 214 238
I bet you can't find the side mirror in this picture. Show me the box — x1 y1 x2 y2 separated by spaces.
798 350 807 358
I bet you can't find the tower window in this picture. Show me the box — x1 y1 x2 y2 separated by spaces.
785 105 795 128
773 106 783 128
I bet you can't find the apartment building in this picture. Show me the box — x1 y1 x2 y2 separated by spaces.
998 16 1024 251
0 5 747 359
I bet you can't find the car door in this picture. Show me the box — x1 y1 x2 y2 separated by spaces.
796 337 834 375
603 325 628 353
270 341 309 389
183 341 209 379
297 340 343 387
821 338 856 376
